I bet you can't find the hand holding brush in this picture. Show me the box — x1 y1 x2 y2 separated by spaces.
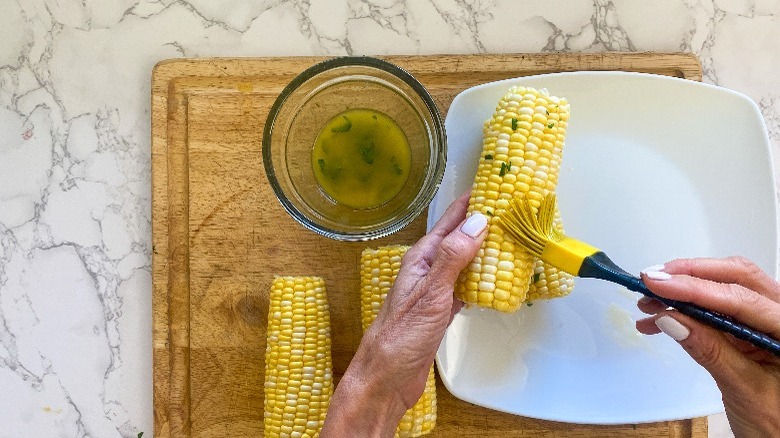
498 193 780 358
635 258 780 437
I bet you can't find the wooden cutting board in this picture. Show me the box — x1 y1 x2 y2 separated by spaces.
152 53 707 437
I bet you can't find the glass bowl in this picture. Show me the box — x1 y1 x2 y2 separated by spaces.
263 56 446 241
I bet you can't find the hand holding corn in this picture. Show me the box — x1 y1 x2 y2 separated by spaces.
636 257 780 437
359 245 437 437
321 193 488 437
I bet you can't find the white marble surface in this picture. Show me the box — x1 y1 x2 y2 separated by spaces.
1 0 778 436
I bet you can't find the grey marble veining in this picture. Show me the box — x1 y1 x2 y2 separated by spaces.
2 0 778 436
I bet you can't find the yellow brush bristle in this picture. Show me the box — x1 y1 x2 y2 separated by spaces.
454 86 574 312
527 208 575 300
501 194 598 276
500 193 558 256
264 276 333 438
360 246 437 437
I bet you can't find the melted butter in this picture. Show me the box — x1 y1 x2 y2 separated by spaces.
312 109 411 209
606 303 643 347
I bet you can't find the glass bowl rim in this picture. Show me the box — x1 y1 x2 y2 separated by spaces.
262 56 447 241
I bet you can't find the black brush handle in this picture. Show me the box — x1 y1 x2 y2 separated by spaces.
580 252 780 357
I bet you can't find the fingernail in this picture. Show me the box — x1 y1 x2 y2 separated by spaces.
637 296 655 306
641 264 667 278
461 213 488 238
643 270 671 280
655 315 690 341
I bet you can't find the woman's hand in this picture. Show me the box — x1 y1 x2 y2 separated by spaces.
637 257 780 437
320 192 487 437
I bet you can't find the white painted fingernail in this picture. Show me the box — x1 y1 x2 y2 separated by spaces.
644 270 672 280
643 264 666 273
655 315 690 341
461 213 488 238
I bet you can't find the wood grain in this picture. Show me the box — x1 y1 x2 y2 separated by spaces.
152 53 706 437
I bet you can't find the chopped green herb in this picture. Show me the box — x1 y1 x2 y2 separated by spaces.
499 162 508 177
318 159 342 180
331 115 352 132
358 138 376 164
485 210 493 216
138 433 144 438
532 273 541 283
547 122 555 129
506 160 512 171
511 118 518 131
390 156 402 175
526 301 534 307
372 114 377 119
484 154 493 160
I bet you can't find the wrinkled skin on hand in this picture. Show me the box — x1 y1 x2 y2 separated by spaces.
321 192 487 437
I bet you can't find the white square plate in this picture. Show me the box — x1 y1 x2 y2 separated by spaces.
429 71 778 424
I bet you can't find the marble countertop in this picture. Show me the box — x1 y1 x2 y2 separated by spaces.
2 0 778 436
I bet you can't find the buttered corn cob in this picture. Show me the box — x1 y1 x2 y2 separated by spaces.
454 86 574 312
360 246 437 437
264 276 333 438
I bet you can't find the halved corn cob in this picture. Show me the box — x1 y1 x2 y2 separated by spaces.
360 246 437 437
454 86 572 312
264 276 333 438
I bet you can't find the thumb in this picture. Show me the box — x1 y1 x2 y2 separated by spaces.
427 213 488 286
654 313 756 387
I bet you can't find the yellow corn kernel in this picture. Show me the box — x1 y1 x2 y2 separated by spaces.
526 258 575 301
264 276 333 437
455 86 571 312
361 246 436 437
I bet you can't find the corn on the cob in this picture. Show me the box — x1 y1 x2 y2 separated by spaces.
264 276 333 438
454 86 572 312
360 246 437 437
